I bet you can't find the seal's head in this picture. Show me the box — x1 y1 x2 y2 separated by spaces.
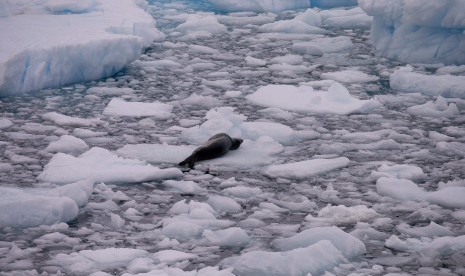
230 138 243 150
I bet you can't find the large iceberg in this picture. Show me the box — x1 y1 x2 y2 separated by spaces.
359 0 465 65
0 0 164 96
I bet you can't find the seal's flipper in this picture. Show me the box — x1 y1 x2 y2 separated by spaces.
178 155 196 169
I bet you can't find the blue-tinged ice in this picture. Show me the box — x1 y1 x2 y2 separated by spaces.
0 0 164 96
359 0 465 65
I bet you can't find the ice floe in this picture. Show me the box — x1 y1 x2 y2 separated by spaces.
38 147 183 184
103 98 173 119
264 157 350 180
0 180 92 228
390 67 465 98
247 82 381 115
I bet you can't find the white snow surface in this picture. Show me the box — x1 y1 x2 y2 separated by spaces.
359 0 465 65
0 0 164 95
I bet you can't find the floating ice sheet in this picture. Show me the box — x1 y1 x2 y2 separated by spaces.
390 67 465 98
247 82 381 115
264 157 350 180
103 98 173 119
0 180 93 228
38 147 183 185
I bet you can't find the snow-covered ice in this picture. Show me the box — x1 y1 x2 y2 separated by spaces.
103 98 173 118
247 82 381 115
38 147 183 184
0 0 164 95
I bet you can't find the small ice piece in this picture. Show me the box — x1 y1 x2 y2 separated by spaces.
223 240 348 276
42 112 103 127
45 135 89 155
247 82 381 115
420 235 465 266
0 118 12 129
292 36 355 55
225 90 242 98
245 56 267 67
153 250 197 265
305 205 378 225
176 14 227 34
207 195 242 214
0 186 78 228
50 248 149 275
180 93 222 108
370 163 425 181
109 213 125 229
223 186 262 199
320 70 379 83
407 96 460 118
162 180 205 194
265 157 349 180
203 227 250 247
103 98 173 119
436 141 465 157
38 147 183 184
272 226 366 259
34 232 80 247
376 177 427 201
390 68 465 98
427 187 465 209
397 221 454 238
258 18 326 34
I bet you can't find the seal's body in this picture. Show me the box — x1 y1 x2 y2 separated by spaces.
178 133 243 169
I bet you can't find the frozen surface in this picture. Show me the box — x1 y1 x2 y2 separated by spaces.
1 1 465 276
360 0 465 64
0 0 164 95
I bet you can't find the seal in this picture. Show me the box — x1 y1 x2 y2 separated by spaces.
178 133 243 169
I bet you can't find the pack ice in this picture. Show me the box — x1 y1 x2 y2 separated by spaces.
0 0 164 95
